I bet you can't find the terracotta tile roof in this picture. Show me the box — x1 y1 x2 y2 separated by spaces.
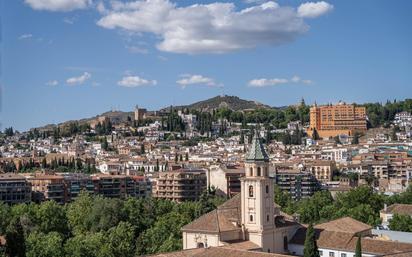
290 218 412 255
345 237 412 255
221 240 261 250
382 252 412 257
314 217 372 234
146 246 293 257
0 173 26 180
181 205 241 233
382 204 412 215
218 193 241 209
181 210 221 233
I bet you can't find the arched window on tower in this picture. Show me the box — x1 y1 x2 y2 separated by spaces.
257 167 261 176
249 185 254 197
266 185 269 194
250 215 254 222
249 167 253 177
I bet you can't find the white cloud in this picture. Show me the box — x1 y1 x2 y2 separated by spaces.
298 1 334 18
248 78 289 87
46 80 59 86
176 74 222 88
24 0 92 12
126 45 149 54
66 72 91 85
96 1 107 14
118 76 157 87
63 16 76 24
248 75 313 87
243 0 267 4
18 34 33 40
97 0 332 54
291 75 313 84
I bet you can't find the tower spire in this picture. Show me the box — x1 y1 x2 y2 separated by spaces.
245 130 269 162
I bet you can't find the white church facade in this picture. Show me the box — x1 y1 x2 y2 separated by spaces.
181 132 300 254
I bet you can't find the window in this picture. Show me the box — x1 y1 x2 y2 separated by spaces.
329 252 335 257
341 254 346 257
249 215 254 222
249 167 253 176
267 249 270 253
197 243 204 248
267 215 269 222
283 236 288 250
257 167 261 176
319 251 323 256
249 185 254 197
266 185 269 194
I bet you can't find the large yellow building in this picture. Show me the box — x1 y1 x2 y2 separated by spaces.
307 102 367 138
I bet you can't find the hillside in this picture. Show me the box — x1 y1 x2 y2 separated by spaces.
162 95 271 112
31 95 272 131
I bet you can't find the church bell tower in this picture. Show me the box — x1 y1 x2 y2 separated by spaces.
241 130 275 253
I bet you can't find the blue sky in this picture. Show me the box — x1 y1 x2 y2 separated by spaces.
1 0 411 131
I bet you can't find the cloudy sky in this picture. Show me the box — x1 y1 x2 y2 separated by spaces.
1 0 411 131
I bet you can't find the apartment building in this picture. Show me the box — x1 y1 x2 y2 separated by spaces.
28 174 65 204
0 173 31 204
61 173 95 202
207 164 245 197
132 175 152 198
153 169 207 202
307 160 336 182
275 169 321 200
92 174 144 198
307 102 367 138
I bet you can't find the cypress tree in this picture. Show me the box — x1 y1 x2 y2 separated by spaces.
41 158 47 169
355 236 362 257
312 128 320 141
303 224 320 257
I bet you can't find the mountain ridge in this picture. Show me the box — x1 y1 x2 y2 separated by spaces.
31 95 273 131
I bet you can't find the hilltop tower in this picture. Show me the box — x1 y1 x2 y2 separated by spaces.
241 131 276 253
134 105 147 123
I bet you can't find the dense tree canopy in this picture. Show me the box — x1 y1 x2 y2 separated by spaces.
0 191 225 257
388 214 412 232
275 185 412 227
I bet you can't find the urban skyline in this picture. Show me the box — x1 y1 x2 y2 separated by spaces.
2 0 412 131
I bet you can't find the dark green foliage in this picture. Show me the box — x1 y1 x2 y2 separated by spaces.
352 132 360 145
166 108 186 132
278 185 401 227
388 214 412 232
303 224 320 257
0 191 225 257
5 218 26 257
4 127 14 137
363 99 412 128
312 128 320 140
26 231 64 257
355 236 362 257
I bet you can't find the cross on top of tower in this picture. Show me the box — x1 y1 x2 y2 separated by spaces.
245 130 269 162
